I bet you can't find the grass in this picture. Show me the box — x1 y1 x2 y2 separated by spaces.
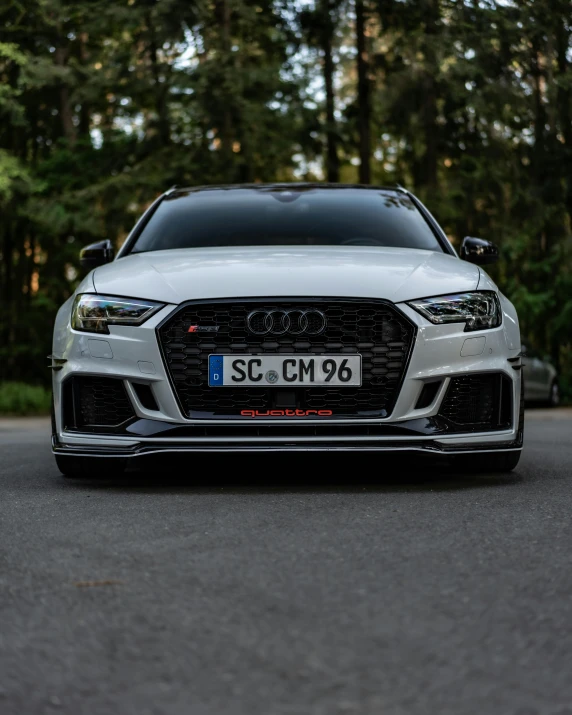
0 382 51 416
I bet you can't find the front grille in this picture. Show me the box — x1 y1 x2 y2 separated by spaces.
157 299 415 418
64 376 135 429
438 373 512 430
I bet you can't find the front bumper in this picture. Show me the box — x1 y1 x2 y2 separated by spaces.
52 302 523 457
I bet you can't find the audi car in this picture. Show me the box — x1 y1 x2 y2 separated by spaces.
51 184 524 477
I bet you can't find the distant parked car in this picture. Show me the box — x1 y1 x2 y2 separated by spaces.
522 344 559 406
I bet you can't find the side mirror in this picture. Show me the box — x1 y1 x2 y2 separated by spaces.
460 236 499 265
80 240 114 269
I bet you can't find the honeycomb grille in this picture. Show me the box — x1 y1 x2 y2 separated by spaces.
439 374 497 426
157 299 415 418
76 377 134 427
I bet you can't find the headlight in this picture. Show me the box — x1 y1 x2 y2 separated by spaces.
407 291 501 331
71 294 164 334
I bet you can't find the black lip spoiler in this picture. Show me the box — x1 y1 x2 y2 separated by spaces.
53 438 522 458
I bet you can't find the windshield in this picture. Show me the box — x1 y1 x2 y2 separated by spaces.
129 187 444 253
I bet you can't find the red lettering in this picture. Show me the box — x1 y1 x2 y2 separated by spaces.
241 408 335 418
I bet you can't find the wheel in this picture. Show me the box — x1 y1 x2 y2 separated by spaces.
451 450 521 473
52 396 127 478
55 454 127 479
547 380 560 408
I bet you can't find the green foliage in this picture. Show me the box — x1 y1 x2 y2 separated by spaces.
0 0 571 397
0 382 51 416
0 150 36 200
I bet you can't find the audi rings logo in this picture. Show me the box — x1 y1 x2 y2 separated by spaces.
246 309 327 336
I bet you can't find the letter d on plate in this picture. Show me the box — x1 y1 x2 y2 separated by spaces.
209 355 224 385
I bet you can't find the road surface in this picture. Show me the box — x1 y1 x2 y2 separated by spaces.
1 410 571 714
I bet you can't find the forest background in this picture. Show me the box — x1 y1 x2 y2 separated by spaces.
1 0 571 411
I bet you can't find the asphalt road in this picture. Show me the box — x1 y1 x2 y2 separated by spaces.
1 411 572 715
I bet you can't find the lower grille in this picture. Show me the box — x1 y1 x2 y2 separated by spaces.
63 376 135 429
157 299 415 418
438 373 512 431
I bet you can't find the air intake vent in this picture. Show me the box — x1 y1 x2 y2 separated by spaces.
438 373 512 431
415 380 442 409
63 376 135 430
132 382 159 411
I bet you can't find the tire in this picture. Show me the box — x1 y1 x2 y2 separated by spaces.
547 380 560 408
517 372 525 445
52 396 127 478
451 450 521 473
55 454 127 479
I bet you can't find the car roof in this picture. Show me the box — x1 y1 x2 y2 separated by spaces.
165 183 409 198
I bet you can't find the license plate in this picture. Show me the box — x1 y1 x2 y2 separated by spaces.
208 354 362 387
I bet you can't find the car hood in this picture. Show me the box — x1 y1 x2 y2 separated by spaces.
92 246 480 305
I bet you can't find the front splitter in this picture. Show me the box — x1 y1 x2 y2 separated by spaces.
53 437 522 457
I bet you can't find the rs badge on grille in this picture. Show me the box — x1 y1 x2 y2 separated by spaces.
188 325 220 333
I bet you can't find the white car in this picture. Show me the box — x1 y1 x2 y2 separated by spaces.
522 344 559 407
51 184 524 477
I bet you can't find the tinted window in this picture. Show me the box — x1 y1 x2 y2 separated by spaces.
129 188 443 253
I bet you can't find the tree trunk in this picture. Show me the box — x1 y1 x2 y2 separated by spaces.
78 33 91 140
218 0 234 166
421 76 438 189
531 44 546 181
419 0 439 191
556 16 572 225
2 221 14 376
356 0 371 184
148 17 170 146
322 0 339 182
54 47 76 145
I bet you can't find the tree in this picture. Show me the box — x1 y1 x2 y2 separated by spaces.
299 0 343 181
355 0 371 183
0 0 570 396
